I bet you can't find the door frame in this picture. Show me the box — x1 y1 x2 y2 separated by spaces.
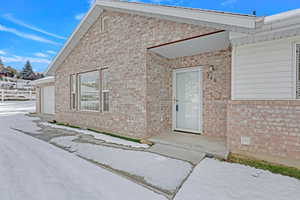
172 66 203 134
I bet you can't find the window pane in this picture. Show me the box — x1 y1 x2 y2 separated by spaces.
70 74 76 110
103 91 109 112
71 75 76 93
79 71 100 111
102 69 108 90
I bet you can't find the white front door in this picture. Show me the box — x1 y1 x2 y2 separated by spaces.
173 67 203 133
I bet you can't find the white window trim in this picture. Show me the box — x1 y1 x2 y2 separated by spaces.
101 90 109 112
295 43 300 99
101 68 109 112
70 74 77 110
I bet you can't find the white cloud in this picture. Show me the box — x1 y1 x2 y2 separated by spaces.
34 52 48 58
2 55 50 64
0 24 61 46
0 50 6 55
46 50 56 54
221 0 237 7
75 13 85 20
3 14 66 40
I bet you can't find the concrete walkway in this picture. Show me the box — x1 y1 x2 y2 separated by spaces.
149 132 229 163
19 118 198 199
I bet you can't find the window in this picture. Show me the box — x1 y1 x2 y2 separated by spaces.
79 71 100 111
70 74 77 110
101 69 109 112
70 69 109 112
297 44 300 99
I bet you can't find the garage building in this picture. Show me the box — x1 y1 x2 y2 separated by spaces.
33 76 55 115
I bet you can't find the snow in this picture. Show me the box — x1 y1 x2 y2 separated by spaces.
0 101 41 134
0 101 167 200
32 76 54 85
42 122 149 148
51 136 192 192
0 101 35 116
174 158 300 200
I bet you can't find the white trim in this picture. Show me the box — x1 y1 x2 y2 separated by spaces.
95 0 256 29
101 90 109 112
295 42 300 99
172 66 203 134
231 26 300 46
101 68 109 112
264 8 300 24
32 76 54 86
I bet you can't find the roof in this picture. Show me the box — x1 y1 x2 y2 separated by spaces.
45 0 300 76
264 8 300 24
45 0 258 75
32 76 54 86
107 0 255 18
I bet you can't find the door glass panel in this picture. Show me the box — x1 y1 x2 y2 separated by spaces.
175 70 201 132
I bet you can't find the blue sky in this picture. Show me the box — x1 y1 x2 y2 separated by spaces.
0 0 299 73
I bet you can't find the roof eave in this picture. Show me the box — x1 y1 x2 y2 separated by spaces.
95 0 256 29
45 0 257 76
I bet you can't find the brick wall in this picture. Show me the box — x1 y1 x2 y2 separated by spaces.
146 52 172 137
55 10 217 138
227 101 300 161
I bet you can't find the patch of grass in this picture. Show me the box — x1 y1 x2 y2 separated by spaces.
228 154 300 180
87 128 142 144
49 121 145 144
54 122 81 129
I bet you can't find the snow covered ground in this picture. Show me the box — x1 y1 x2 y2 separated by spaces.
42 122 149 148
1 101 300 200
0 101 167 200
51 135 192 193
0 100 35 116
175 158 300 200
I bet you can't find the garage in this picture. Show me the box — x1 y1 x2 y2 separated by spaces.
33 76 55 115
41 85 55 114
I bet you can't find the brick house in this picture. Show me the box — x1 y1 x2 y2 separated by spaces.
39 0 300 167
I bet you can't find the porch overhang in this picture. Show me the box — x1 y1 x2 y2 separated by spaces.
148 30 230 59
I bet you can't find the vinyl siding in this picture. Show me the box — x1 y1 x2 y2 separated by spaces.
232 36 300 100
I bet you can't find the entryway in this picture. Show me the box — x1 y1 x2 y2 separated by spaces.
149 132 229 163
172 67 203 134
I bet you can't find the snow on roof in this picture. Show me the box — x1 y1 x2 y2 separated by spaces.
32 76 54 86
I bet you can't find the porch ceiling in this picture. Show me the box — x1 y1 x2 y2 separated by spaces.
148 31 230 59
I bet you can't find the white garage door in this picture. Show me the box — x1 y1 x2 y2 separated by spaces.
41 86 55 114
